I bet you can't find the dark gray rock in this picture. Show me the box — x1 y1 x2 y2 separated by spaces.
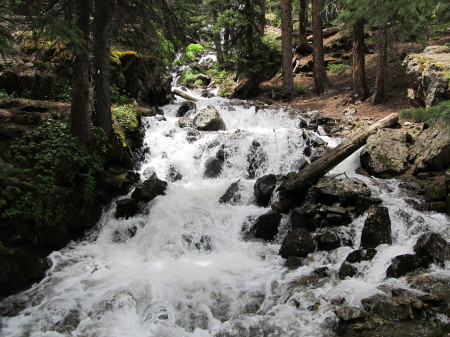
339 262 358 279
247 140 267 179
414 232 450 267
335 306 369 322
166 165 183 182
360 129 409 177
310 145 332 162
290 206 318 232
193 105 226 131
204 157 223 179
311 177 372 206
250 211 282 241
131 175 167 202
284 256 304 269
219 180 243 205
345 249 377 263
254 174 277 207
316 227 342 251
176 101 196 117
178 116 193 128
409 123 450 174
360 206 392 249
291 157 309 172
115 198 140 219
361 294 426 321
386 254 430 278
185 128 200 143
279 228 315 258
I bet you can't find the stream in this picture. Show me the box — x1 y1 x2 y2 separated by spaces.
0 81 449 337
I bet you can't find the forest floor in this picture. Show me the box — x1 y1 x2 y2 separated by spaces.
258 28 450 122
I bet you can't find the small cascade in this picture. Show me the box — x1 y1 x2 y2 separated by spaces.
1 82 449 337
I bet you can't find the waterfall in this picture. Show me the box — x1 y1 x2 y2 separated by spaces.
1 87 448 337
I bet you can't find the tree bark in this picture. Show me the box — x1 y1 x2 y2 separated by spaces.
281 0 294 96
70 0 91 146
296 0 309 54
212 10 225 64
259 0 266 36
93 0 114 139
352 19 368 100
273 113 399 210
372 26 388 105
312 0 330 95
173 89 198 102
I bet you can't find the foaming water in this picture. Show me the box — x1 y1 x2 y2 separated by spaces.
1 89 449 337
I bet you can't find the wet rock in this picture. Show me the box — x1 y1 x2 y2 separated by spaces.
250 211 282 241
335 306 370 322
354 196 383 217
131 174 167 202
178 116 193 128
279 228 315 258
414 232 450 267
361 294 426 321
219 180 243 205
291 157 309 172
290 206 318 232
311 177 372 206
360 206 392 249
310 145 332 162
419 175 448 203
204 157 223 179
176 101 196 117
185 128 200 143
360 129 409 177
284 256 304 269
386 254 430 278
115 198 140 219
254 174 277 207
316 227 342 251
290 204 352 232
247 140 267 179
193 105 226 131
339 262 358 279
166 165 183 182
409 123 450 174
100 168 140 195
345 249 377 263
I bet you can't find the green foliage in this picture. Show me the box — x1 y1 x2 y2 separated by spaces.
1 120 105 227
110 85 131 104
113 104 139 133
186 43 204 55
327 63 352 75
0 89 17 98
155 29 176 65
181 69 200 84
401 100 450 128
53 86 72 102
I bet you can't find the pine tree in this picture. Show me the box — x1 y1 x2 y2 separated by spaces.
281 0 294 96
312 0 330 94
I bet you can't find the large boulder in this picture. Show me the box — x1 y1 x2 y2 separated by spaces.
360 129 409 177
249 211 282 241
345 249 377 263
361 294 426 321
360 206 392 249
247 140 267 179
219 180 243 205
176 101 197 117
386 254 430 278
254 174 277 207
193 106 226 131
311 177 372 206
131 174 167 202
111 51 172 105
279 228 316 258
316 227 342 251
413 232 450 266
204 149 226 179
408 123 450 174
404 46 450 107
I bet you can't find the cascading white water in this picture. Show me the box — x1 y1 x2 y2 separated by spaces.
1 87 449 337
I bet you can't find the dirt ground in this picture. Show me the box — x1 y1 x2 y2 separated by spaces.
258 29 450 122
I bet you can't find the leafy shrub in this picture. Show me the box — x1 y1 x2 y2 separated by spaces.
401 100 450 128
186 43 204 55
111 85 130 104
113 104 139 133
327 63 352 75
1 120 105 227
180 69 200 85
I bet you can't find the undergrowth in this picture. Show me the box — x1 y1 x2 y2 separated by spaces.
0 120 106 228
401 100 450 129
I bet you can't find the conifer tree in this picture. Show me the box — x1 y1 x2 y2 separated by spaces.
281 0 294 96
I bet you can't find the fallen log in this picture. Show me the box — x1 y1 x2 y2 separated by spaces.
273 113 399 212
173 89 198 102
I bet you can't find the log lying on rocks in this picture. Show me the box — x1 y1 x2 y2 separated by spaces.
173 89 198 102
273 113 399 211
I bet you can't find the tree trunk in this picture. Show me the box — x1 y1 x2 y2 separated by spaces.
352 19 368 100
312 0 330 95
173 89 198 102
93 0 114 139
259 0 266 36
29 0 41 15
273 113 399 211
296 0 309 54
212 10 225 64
281 0 294 96
70 0 91 146
372 26 388 105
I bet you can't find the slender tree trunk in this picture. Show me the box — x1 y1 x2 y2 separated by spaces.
296 0 309 54
352 19 368 100
372 26 388 104
212 10 225 64
281 0 294 96
71 0 91 146
312 0 330 94
93 0 114 138
29 0 41 15
259 0 266 36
